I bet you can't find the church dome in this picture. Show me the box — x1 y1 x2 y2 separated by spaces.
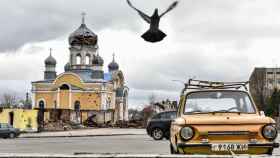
92 55 104 66
64 62 71 71
108 54 119 71
108 61 119 71
68 14 97 46
45 53 56 65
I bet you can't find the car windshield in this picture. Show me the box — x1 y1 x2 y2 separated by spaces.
184 91 256 114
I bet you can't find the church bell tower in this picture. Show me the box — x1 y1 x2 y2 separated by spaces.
44 48 57 80
68 13 99 70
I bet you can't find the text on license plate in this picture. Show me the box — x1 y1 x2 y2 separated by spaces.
211 144 248 151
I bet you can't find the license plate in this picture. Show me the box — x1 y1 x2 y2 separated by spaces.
211 144 248 151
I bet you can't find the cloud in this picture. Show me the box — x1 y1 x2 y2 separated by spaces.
125 48 253 106
2 0 280 52
1 0 280 107
170 0 280 48
0 0 177 52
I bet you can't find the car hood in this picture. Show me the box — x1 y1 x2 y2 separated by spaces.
180 114 275 125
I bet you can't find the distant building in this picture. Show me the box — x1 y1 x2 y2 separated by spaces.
143 99 177 115
153 99 177 113
249 67 280 110
31 14 129 127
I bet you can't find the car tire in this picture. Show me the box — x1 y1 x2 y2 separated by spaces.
9 132 16 139
267 148 273 155
151 128 164 140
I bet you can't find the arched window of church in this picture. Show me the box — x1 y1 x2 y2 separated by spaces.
76 54 82 65
85 54 90 65
39 100 44 109
60 84 70 90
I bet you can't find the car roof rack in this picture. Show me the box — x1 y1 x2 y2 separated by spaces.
181 79 249 95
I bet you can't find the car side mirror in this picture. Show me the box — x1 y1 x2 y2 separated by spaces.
259 111 265 117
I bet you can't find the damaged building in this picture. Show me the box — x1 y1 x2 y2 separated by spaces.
31 14 129 128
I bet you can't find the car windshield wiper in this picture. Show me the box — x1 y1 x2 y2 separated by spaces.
210 110 229 113
209 110 242 113
186 110 242 114
186 110 209 114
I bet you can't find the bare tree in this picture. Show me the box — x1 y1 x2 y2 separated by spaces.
148 93 157 105
1 93 17 108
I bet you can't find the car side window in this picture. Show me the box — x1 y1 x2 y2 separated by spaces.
1 124 8 128
165 112 176 119
161 113 168 119
169 112 177 119
156 113 168 119
153 114 161 119
153 112 176 120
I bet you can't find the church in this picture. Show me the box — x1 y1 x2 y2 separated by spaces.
31 14 129 127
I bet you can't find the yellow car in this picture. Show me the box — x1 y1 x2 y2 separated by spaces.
170 79 279 155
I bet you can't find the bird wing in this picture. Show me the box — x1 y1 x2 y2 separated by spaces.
127 0 151 24
160 1 178 18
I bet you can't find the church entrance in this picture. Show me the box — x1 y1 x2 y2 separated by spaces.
74 101 81 124
9 112 14 126
38 100 45 131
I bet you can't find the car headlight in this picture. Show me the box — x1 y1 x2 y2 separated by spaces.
180 126 194 140
262 125 278 140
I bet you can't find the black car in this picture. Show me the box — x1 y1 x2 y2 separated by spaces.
0 123 20 139
146 111 177 140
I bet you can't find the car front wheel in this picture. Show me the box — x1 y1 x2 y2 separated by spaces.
151 128 164 140
267 148 273 155
9 132 16 139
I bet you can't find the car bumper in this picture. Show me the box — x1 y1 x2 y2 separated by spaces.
176 142 279 154
178 142 279 148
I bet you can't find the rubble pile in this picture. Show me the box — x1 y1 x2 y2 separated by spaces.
43 121 85 131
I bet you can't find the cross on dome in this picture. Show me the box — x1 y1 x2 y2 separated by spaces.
108 53 119 71
45 48 56 65
81 12 86 24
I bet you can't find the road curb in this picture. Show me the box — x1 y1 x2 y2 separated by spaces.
19 133 146 139
0 154 279 158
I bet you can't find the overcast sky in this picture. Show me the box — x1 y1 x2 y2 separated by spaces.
1 0 280 108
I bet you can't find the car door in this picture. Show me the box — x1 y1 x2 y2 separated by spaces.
0 124 9 137
150 113 163 128
165 112 176 129
0 124 3 136
162 112 177 137
159 112 171 133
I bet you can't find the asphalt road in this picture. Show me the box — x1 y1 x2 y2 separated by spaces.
0 135 169 155
0 134 279 156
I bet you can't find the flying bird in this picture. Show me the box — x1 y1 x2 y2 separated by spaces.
127 0 178 43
